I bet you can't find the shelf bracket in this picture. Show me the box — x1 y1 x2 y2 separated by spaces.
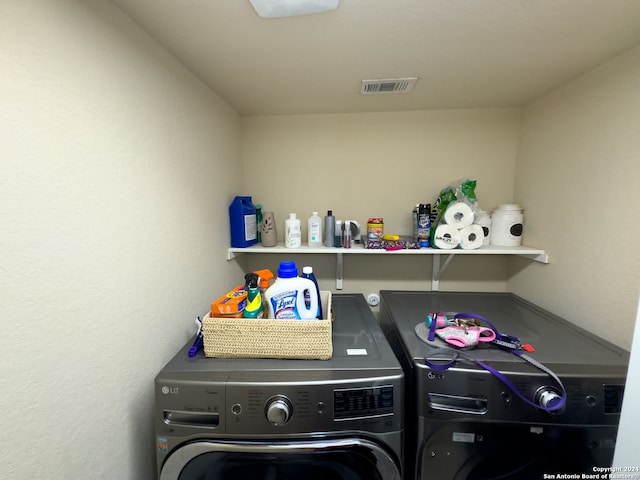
336 252 344 290
431 253 456 291
519 252 550 264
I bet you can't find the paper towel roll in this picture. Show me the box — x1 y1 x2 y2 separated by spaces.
444 202 474 229
475 210 491 246
434 224 462 249
459 224 485 250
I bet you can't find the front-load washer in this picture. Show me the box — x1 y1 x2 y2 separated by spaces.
379 291 629 480
155 293 404 480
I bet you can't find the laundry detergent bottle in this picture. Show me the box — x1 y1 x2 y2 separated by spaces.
265 261 318 320
302 266 323 319
229 196 257 247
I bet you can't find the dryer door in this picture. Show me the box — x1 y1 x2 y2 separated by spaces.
159 437 401 480
419 422 617 480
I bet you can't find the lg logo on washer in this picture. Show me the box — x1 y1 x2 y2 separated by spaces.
161 386 179 394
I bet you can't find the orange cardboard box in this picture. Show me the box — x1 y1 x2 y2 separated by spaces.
211 286 247 316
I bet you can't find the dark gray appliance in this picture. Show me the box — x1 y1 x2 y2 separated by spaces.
155 293 404 480
379 291 628 480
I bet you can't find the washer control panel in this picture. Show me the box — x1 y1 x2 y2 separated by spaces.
225 381 400 435
334 385 394 420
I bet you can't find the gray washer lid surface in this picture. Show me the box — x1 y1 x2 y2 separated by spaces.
156 293 402 384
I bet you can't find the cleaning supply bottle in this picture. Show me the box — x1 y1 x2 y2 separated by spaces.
334 220 343 247
243 272 264 319
229 196 257 247
285 213 302 248
302 266 323 319
324 210 335 247
307 211 323 247
255 204 262 243
254 268 275 313
343 220 352 248
418 203 431 248
265 261 318 319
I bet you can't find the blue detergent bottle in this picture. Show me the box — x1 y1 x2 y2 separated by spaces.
229 196 257 247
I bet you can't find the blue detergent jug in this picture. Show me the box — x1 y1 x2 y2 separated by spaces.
229 196 257 247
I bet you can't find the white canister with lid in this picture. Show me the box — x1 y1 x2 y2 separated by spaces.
490 204 523 246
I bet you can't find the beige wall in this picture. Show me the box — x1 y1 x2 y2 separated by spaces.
240 50 640 349
510 46 640 349
241 109 522 296
3 1 639 477
0 1 242 478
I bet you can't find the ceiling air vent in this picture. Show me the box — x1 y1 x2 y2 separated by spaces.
360 77 418 95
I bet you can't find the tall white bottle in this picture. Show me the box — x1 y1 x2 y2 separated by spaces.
285 213 302 248
308 211 323 247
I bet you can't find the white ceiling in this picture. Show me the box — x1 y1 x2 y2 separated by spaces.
110 0 640 116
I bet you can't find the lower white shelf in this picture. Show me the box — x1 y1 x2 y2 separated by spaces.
227 243 549 291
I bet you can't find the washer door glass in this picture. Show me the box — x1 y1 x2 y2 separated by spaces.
420 422 617 480
160 438 401 480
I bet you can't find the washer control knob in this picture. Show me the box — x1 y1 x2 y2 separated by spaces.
535 387 563 411
265 396 292 426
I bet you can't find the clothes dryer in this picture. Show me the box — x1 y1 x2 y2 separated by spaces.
380 291 628 480
155 293 404 480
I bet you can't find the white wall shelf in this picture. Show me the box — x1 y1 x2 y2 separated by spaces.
227 243 549 291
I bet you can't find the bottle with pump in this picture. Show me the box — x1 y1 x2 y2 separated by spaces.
265 261 319 319
308 211 323 247
302 266 323 319
243 272 264 319
285 213 302 248
324 210 335 247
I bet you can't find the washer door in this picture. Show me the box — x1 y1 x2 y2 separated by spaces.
159 437 401 480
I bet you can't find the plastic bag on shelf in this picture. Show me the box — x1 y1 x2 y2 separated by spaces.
430 179 483 250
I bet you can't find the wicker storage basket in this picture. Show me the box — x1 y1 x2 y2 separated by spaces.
202 291 332 360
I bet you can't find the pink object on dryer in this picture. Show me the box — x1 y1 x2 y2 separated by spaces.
435 326 496 348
